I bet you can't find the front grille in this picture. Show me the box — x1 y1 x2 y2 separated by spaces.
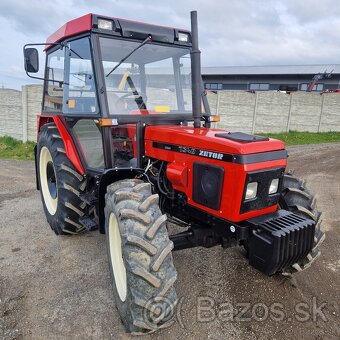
192 162 224 210
247 210 315 275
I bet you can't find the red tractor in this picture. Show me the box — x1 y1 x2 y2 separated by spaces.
24 11 324 334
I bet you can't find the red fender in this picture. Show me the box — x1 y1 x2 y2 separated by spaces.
37 115 84 175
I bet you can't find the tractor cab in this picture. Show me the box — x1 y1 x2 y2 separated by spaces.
25 14 199 171
24 12 324 335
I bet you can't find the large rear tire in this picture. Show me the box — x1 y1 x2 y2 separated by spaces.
37 123 88 235
104 179 177 334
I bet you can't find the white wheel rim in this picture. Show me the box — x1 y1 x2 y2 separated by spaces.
39 146 58 216
109 213 127 302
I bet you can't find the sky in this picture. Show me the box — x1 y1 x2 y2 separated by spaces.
1 0 340 89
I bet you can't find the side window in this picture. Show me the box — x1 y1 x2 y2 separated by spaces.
64 38 98 114
111 124 137 167
300 83 308 91
314 84 324 91
249 83 269 91
72 120 104 169
44 48 65 111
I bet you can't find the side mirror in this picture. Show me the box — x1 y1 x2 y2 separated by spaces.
24 48 39 73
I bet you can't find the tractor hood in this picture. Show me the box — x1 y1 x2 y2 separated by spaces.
144 125 288 223
145 126 285 155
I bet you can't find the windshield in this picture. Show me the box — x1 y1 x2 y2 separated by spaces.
99 37 192 115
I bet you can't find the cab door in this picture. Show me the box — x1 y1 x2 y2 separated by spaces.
63 36 105 170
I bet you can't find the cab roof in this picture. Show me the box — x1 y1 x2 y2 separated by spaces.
46 13 191 50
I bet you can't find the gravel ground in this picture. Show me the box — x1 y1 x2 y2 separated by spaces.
0 143 339 340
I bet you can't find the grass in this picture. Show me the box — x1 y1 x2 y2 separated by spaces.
0 131 340 161
260 131 340 146
0 136 35 160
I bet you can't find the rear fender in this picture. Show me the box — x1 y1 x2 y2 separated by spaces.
37 115 84 175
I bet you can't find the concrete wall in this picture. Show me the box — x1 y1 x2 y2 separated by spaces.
0 89 23 140
1 86 340 142
209 90 340 134
0 85 42 142
25 85 43 141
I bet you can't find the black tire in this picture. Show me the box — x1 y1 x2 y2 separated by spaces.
104 179 177 334
279 172 324 245
37 123 88 235
279 172 325 273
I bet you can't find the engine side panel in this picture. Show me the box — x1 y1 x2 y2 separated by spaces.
144 125 287 222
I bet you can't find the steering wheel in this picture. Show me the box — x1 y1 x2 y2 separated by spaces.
116 92 147 110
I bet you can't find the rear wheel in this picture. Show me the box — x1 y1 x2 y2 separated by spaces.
104 179 177 334
37 123 88 235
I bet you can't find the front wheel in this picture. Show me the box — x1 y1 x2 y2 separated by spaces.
104 179 177 334
279 172 325 273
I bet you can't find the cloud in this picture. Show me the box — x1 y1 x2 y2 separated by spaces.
0 1 76 36
0 0 340 89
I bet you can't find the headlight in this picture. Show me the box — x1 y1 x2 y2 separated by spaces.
245 182 258 200
178 32 190 42
98 19 113 30
269 178 279 194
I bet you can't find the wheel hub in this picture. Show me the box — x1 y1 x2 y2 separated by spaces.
46 161 57 199
39 146 58 215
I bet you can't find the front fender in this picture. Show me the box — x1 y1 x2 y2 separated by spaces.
98 168 140 233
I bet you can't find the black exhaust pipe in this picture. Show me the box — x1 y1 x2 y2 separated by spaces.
190 11 202 129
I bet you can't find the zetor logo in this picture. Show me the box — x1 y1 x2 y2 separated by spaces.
199 150 224 160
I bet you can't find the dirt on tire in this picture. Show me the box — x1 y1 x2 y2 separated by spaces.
104 179 177 334
0 143 339 340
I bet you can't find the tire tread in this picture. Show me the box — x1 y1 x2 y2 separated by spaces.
104 179 177 334
37 123 89 235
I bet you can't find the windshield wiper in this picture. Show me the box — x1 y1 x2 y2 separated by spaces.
106 35 152 77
